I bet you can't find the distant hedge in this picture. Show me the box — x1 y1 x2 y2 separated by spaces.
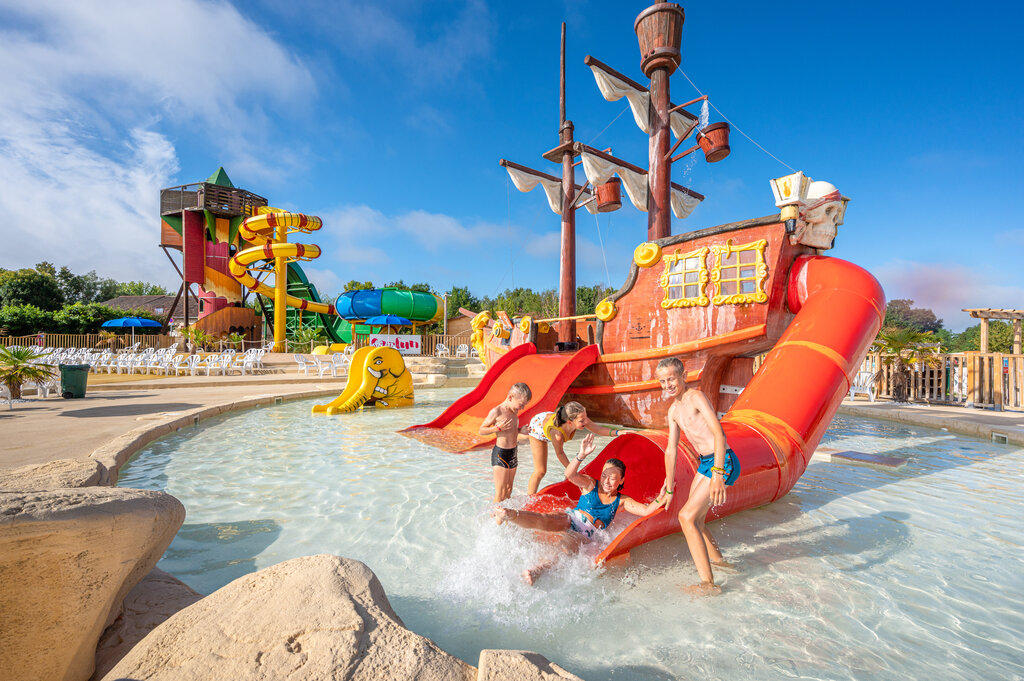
0 303 164 336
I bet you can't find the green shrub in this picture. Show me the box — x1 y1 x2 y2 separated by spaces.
0 305 52 336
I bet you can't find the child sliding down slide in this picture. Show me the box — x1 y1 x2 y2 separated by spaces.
493 433 661 585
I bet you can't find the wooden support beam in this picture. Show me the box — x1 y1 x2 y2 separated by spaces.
161 284 184 334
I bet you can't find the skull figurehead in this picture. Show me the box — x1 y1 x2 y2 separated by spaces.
795 181 847 251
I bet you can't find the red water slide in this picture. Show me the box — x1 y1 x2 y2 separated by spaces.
400 344 600 452
539 255 886 563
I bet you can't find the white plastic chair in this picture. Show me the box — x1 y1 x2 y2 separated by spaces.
204 354 231 376
435 343 450 358
294 354 312 376
455 344 469 358
227 354 257 376
179 355 202 376
848 370 877 402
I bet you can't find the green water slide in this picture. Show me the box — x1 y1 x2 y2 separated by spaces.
258 264 358 344
257 264 443 344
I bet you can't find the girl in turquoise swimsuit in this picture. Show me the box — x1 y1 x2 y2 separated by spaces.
493 433 661 585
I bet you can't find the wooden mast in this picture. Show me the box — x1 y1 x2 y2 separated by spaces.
636 3 686 241
558 21 577 346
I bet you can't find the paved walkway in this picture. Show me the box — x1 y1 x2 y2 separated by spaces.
1 380 348 470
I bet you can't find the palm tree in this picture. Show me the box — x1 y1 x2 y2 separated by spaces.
872 327 942 403
0 346 57 405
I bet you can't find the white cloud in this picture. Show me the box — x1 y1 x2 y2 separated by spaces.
874 259 1024 331
0 0 315 284
996 229 1024 247
308 0 493 85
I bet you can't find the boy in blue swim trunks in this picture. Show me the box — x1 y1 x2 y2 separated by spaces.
479 382 532 502
655 357 740 594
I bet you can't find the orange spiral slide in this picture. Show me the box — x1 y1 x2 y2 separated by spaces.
538 255 886 563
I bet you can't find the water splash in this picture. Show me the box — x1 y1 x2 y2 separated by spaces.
678 99 712 183
437 498 610 629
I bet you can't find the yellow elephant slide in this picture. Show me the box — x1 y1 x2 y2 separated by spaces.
312 346 414 415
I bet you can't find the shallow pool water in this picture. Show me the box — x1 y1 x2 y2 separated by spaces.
118 389 1024 680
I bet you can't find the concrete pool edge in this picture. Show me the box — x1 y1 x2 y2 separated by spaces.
838 401 1024 446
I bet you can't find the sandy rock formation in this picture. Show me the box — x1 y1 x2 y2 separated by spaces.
102 554 477 681
0 457 105 491
477 650 584 680
0 487 185 681
92 567 203 680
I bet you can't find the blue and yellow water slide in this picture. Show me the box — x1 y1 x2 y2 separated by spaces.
266 263 444 344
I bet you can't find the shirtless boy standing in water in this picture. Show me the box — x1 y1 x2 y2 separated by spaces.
478 382 532 502
656 357 740 593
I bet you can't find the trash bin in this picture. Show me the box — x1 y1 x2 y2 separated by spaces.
59 364 90 399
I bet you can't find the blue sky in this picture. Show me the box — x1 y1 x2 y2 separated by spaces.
0 0 1020 330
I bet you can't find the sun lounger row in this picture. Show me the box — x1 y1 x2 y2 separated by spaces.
293 351 351 378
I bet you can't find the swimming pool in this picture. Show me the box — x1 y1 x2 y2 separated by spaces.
118 389 1024 681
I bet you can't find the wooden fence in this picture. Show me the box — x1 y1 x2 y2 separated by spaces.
0 333 176 350
858 352 1024 412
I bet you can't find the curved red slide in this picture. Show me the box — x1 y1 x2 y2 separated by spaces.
400 344 600 452
539 255 885 563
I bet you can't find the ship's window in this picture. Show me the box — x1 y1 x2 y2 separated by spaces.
710 239 769 306
660 247 709 308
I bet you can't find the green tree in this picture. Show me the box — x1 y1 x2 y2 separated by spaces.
576 283 616 316
873 327 942 402
444 286 481 317
116 280 169 296
95 277 121 302
949 321 1014 353
883 299 943 333
383 280 435 293
0 269 64 310
0 346 57 403
343 280 375 291
35 261 57 277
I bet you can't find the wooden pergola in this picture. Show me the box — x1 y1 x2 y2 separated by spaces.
963 308 1024 354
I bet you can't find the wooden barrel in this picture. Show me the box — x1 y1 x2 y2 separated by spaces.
697 122 731 163
634 3 685 76
595 177 622 212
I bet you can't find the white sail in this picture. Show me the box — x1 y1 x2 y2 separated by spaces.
588 64 698 140
580 151 701 219
671 188 701 219
505 165 597 216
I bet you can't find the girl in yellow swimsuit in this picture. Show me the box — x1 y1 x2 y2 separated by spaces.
524 401 624 494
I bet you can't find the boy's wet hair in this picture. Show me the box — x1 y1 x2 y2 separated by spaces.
554 401 585 427
605 458 626 491
656 357 685 375
509 382 532 402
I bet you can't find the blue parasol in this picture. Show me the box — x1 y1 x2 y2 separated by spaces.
101 317 161 344
363 314 411 333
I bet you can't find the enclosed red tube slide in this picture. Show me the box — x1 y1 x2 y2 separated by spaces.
538 255 886 563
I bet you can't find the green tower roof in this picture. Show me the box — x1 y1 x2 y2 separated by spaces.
205 167 234 188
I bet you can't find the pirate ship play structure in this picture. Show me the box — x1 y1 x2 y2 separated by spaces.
403 3 885 564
